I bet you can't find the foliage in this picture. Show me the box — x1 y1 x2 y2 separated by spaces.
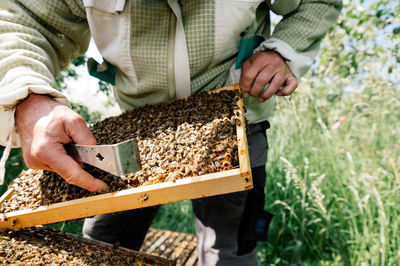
98 80 113 96
44 220 84 236
0 147 25 196
70 103 101 125
152 201 195 234
55 56 86 91
55 55 113 97
317 0 399 82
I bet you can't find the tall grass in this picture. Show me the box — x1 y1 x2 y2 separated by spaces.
257 74 400 264
152 201 195 234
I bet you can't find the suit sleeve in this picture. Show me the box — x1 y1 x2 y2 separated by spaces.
255 0 342 79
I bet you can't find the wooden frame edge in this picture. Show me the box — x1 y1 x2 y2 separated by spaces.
0 169 251 230
0 188 14 206
209 83 252 182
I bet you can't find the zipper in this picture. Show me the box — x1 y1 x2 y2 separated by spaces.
167 11 177 99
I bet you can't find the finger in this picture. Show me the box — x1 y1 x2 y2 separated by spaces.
23 156 53 171
53 155 109 192
276 75 298 96
64 114 97 145
240 55 266 97
45 147 109 192
250 65 275 97
240 60 253 97
21 145 53 171
258 72 285 102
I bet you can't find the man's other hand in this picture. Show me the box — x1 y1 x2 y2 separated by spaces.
240 50 298 102
15 94 109 192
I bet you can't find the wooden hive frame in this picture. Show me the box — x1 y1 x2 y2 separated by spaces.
1 226 174 265
0 84 252 230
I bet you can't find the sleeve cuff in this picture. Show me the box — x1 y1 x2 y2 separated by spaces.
253 37 313 80
0 75 69 147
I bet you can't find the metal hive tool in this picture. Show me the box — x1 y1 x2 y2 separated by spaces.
65 139 141 176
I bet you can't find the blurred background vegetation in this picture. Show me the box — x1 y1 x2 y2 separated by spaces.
1 0 399 265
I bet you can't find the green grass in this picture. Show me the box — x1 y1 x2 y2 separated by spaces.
151 201 195 234
256 75 400 265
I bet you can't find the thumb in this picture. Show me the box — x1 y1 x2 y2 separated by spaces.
50 148 109 192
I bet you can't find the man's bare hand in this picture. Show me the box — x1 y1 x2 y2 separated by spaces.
15 94 109 192
240 50 298 102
